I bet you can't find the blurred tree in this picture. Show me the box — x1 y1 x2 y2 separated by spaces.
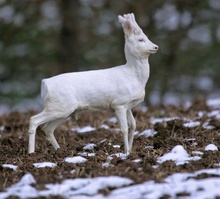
0 0 59 104
58 0 80 73
0 0 220 109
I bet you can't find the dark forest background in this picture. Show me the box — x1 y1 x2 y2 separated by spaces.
0 0 220 111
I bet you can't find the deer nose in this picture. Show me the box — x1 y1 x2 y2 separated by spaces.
154 45 159 50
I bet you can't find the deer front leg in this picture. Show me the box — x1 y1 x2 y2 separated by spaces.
127 109 136 152
114 107 129 155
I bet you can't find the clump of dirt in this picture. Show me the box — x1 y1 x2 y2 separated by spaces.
0 103 220 193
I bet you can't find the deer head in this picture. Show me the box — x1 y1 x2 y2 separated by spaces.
118 13 158 59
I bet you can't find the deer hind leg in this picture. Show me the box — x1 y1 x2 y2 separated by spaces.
114 107 129 155
42 118 67 150
28 111 52 154
127 109 136 152
28 109 70 154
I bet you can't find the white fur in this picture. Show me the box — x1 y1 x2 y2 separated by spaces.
28 13 158 154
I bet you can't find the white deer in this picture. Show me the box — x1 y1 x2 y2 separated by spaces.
28 13 158 154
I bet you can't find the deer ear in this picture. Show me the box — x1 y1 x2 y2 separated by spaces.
118 15 126 24
123 21 133 36
118 15 133 36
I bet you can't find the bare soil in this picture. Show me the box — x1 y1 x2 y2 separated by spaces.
0 100 220 197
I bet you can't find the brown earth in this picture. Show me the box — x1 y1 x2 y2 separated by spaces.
0 100 220 197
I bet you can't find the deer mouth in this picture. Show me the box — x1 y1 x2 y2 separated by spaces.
149 49 158 54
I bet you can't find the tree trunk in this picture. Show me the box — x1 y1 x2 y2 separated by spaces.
58 0 80 73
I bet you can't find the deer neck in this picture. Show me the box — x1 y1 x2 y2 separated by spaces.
125 48 150 86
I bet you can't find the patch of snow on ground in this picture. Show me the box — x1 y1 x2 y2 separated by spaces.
183 121 200 128
207 98 220 108
0 174 133 199
157 145 201 165
214 163 220 167
195 168 220 176
2 164 18 171
132 159 142 163
0 126 4 138
139 129 157 137
192 151 204 155
198 111 205 118
64 156 87 164
2 169 220 199
207 110 220 117
98 139 107 144
112 144 120 148
0 173 37 199
33 162 57 168
150 117 192 125
78 152 96 157
70 169 76 174
184 137 196 141
83 143 96 150
205 144 218 151
145 145 154 149
61 176 133 197
207 110 220 120
72 126 96 133
150 117 179 124
110 153 128 160
202 121 215 129
108 117 117 123
110 168 220 199
102 153 128 168
99 124 110 129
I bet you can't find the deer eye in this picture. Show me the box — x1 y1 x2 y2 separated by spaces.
138 38 145 42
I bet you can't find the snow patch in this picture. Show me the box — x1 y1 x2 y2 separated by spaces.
33 162 57 168
108 117 117 123
184 138 196 142
0 174 133 199
132 159 142 163
0 174 37 199
102 153 128 168
205 144 218 151
157 145 201 165
99 124 110 129
59 176 133 196
207 98 220 108
83 143 97 150
78 152 96 157
72 126 96 133
110 153 128 160
64 156 87 164
192 151 204 155
0 126 5 131
139 129 157 137
2 164 18 171
202 121 215 129
183 121 200 128
150 117 179 124
110 168 220 199
145 145 154 149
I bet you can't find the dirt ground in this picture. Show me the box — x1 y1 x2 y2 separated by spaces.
0 99 220 198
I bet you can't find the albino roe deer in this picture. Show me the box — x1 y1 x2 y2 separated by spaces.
28 13 158 154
